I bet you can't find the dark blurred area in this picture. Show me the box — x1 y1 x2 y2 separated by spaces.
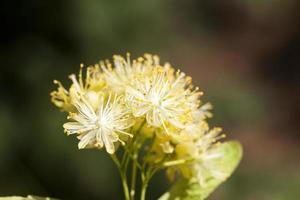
0 0 299 199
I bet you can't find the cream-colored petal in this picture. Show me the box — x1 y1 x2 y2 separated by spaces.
78 131 96 149
63 122 95 134
102 132 115 154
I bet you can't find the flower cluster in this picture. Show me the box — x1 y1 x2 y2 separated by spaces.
51 53 229 187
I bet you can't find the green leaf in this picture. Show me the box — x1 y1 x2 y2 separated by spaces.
158 140 243 200
0 195 58 200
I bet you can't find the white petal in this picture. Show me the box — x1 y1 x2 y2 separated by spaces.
95 129 104 148
102 132 115 154
78 131 95 149
132 104 150 117
63 122 95 134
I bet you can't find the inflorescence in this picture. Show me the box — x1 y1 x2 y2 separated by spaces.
51 53 231 193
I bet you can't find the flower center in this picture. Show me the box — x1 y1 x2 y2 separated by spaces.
97 116 110 130
152 96 160 106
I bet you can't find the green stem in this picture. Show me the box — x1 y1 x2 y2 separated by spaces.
130 122 145 200
123 145 142 170
111 154 130 200
130 160 137 200
123 145 132 173
140 175 149 200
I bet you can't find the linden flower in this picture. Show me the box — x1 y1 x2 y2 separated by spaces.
194 145 228 186
153 101 213 155
101 54 155 94
63 94 134 154
196 129 229 185
144 121 209 165
165 126 226 186
51 79 73 111
51 64 106 111
192 102 213 123
126 67 201 133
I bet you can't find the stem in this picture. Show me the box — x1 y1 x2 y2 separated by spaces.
140 167 152 200
140 185 148 200
129 146 138 200
123 145 142 170
140 162 162 200
111 154 130 200
123 145 132 173
130 119 147 200
130 160 137 200
163 159 186 167
140 175 149 200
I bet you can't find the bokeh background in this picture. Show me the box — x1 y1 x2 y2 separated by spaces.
1 0 299 199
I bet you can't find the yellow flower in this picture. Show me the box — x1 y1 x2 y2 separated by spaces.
50 79 73 111
164 124 226 186
194 143 227 186
101 54 154 94
63 94 134 154
50 53 242 196
126 66 201 133
192 102 213 122
51 64 106 111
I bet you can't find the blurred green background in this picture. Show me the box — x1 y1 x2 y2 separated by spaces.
1 0 299 199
